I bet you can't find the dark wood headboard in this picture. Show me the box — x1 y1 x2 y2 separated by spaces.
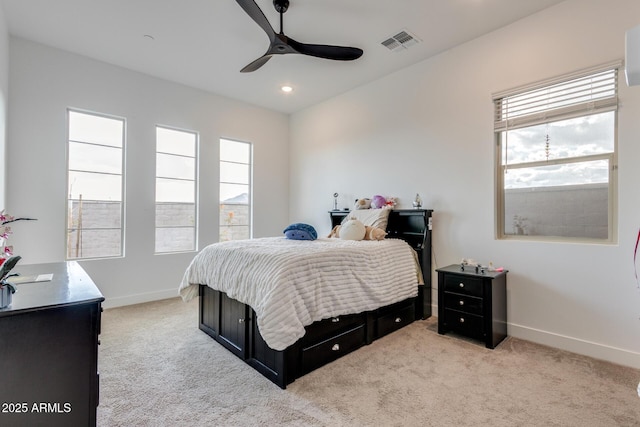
329 209 433 318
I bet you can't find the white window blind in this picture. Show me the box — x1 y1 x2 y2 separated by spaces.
493 61 621 132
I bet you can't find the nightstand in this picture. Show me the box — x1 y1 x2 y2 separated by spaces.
436 264 507 349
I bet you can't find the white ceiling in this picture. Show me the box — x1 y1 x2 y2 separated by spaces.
1 0 566 114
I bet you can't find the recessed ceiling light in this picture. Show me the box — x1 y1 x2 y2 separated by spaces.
281 85 293 93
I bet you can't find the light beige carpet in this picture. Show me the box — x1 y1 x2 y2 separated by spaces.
97 297 640 426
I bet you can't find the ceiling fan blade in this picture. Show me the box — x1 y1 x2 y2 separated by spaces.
235 0 276 43
288 39 363 61
240 54 274 73
235 0 364 72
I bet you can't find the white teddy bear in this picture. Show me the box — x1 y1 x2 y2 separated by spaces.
339 218 366 240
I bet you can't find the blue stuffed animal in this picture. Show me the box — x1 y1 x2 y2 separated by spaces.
283 223 318 240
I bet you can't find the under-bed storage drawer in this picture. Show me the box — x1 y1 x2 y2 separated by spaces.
300 325 366 375
302 313 366 345
374 299 416 339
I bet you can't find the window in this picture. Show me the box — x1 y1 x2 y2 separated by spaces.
67 110 125 259
219 138 252 241
155 126 198 253
494 62 619 241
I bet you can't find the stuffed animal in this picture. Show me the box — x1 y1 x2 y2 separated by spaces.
364 225 386 241
328 223 385 241
283 223 318 240
339 218 366 240
370 195 387 209
385 196 398 208
354 198 371 209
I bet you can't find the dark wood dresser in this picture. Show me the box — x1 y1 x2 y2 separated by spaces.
0 262 104 427
437 264 507 349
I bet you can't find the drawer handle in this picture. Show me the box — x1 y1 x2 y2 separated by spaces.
459 283 465 288
331 344 340 351
395 317 402 323
238 318 245 324
331 317 340 323
459 317 465 323
459 300 465 306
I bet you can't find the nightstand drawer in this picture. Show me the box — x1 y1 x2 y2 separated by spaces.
444 274 483 297
444 293 483 315
443 309 484 339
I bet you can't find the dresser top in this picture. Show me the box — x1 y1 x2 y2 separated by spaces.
0 261 104 316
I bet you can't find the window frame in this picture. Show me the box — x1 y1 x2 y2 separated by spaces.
154 125 199 254
66 108 126 260
494 62 620 243
219 138 253 242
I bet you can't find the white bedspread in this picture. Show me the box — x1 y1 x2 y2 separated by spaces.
179 237 422 351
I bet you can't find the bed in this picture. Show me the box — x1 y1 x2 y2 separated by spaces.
179 209 433 388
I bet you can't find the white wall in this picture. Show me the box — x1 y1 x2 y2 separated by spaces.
7 38 289 308
0 4 8 207
290 0 640 369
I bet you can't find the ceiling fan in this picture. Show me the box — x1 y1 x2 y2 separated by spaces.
235 0 364 72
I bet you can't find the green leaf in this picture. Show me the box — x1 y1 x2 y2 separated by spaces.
0 255 21 282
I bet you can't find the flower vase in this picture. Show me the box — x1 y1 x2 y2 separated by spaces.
0 285 12 308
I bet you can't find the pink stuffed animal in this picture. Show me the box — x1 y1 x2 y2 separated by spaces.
371 195 386 209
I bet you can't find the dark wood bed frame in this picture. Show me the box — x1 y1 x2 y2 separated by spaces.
198 209 433 388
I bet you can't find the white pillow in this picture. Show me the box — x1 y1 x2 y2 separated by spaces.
342 208 390 230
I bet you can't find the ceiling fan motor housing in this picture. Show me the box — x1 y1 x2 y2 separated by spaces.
273 0 289 14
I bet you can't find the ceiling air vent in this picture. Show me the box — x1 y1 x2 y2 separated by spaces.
381 29 421 52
